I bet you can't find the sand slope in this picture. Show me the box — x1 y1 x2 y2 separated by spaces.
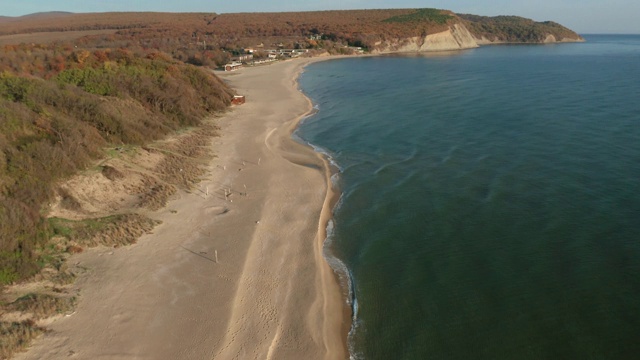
15 58 347 360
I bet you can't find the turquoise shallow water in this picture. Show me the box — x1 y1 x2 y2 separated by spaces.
297 35 640 360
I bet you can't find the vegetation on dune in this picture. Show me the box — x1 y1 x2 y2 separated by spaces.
0 42 231 354
460 14 582 42
0 320 45 359
7 293 76 320
49 214 161 248
0 45 233 285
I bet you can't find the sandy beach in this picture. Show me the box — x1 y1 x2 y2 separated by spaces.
15 57 349 360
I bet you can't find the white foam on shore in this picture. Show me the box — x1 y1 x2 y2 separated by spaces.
330 172 340 188
292 131 344 173
309 141 342 171
297 128 358 358
322 218 361 360
296 79 359 359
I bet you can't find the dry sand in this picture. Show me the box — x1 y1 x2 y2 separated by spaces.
15 58 349 360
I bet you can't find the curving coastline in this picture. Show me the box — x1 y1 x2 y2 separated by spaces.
13 38 589 358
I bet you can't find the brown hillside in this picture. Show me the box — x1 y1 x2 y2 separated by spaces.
0 9 582 52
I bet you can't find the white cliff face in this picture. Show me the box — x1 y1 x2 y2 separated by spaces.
373 23 479 53
370 22 584 54
421 24 479 51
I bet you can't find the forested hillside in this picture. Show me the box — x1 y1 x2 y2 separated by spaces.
0 9 583 66
460 14 583 42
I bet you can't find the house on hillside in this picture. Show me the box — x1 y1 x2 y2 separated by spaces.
232 54 254 62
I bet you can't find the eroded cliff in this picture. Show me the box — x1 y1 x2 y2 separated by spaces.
373 23 479 53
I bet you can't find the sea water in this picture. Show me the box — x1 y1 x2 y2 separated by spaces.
296 35 640 359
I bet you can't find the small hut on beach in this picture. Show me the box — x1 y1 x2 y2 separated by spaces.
232 95 245 105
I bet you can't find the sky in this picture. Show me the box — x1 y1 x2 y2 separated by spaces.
1 0 639 34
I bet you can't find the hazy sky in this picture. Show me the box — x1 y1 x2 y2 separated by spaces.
2 1 638 34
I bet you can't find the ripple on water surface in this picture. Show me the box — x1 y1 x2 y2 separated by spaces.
297 35 640 359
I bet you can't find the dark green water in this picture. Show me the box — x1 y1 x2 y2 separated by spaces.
297 35 640 359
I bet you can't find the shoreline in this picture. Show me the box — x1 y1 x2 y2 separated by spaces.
249 56 353 357
290 58 355 353
291 59 359 357
14 56 351 360
278 56 355 356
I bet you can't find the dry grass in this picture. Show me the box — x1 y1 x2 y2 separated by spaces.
149 123 219 189
49 214 161 249
101 165 124 181
7 293 76 320
0 320 45 360
137 182 176 211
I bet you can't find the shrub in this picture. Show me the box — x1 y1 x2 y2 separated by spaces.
0 320 45 359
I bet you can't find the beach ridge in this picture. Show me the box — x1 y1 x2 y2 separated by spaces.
213 57 348 359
